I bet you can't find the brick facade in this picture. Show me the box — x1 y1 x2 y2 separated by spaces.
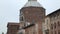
44 9 60 34
7 0 45 34
7 22 19 34
49 9 60 34
20 7 45 34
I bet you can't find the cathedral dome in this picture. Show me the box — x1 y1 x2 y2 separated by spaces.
24 0 43 7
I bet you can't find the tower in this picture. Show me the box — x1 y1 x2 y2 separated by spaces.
20 0 45 34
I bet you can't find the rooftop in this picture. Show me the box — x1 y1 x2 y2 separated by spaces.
7 22 19 27
23 0 43 7
47 8 60 16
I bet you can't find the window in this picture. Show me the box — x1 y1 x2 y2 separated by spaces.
45 31 49 34
47 20 48 24
54 23 56 28
51 24 53 29
20 11 23 15
58 21 60 26
57 14 60 18
45 30 49 34
20 16 24 21
54 15 57 19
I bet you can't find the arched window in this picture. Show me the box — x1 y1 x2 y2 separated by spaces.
20 16 24 21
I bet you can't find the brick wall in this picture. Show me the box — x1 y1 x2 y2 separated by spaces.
20 7 45 34
7 23 19 34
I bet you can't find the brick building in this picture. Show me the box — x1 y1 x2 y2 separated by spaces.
44 8 60 34
43 16 50 34
49 9 60 34
7 0 45 34
7 0 60 34
7 22 19 34
18 0 45 34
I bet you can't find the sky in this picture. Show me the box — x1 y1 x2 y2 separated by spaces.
0 0 60 34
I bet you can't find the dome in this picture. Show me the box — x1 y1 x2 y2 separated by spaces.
24 0 43 7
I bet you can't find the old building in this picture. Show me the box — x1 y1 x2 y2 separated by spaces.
6 0 60 34
7 0 45 34
7 22 19 34
43 16 50 34
44 8 60 34
19 0 45 34
49 9 60 34
17 22 25 34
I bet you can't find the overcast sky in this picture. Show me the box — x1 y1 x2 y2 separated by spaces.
0 0 60 34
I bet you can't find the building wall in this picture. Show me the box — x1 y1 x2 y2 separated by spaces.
17 29 25 34
45 9 60 34
20 7 45 34
17 22 25 34
25 26 34 34
25 24 38 34
20 7 45 23
49 10 60 34
7 23 19 34
43 17 50 34
45 17 50 30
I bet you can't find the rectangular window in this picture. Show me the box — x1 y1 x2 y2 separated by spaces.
54 23 56 28
47 20 48 24
20 16 24 21
58 21 60 26
45 30 49 34
51 24 53 29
